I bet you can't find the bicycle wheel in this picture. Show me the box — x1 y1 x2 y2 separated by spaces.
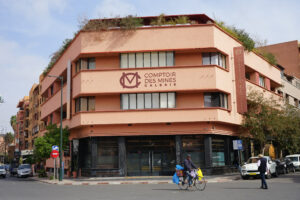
178 176 189 190
195 177 206 191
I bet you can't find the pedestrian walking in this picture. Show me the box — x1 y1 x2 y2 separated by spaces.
257 154 268 189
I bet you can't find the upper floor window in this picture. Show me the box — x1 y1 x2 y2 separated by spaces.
202 52 227 69
259 75 265 87
121 92 176 110
75 58 95 73
120 52 174 69
75 96 95 113
50 85 54 95
204 92 228 109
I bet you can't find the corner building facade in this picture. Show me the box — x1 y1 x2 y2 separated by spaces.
40 14 282 176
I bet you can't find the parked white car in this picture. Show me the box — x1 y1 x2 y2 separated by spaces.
17 164 32 178
286 154 300 170
0 165 6 178
240 156 277 179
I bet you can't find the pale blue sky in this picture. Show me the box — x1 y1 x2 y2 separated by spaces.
0 0 299 132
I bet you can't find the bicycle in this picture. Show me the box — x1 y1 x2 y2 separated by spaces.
177 169 206 191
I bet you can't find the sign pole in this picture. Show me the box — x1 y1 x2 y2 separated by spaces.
54 158 56 181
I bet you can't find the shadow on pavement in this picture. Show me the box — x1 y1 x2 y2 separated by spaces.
223 187 260 190
0 175 36 182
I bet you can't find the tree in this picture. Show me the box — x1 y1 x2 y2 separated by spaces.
241 91 300 156
33 124 69 163
274 104 300 155
10 115 17 133
4 132 14 162
241 91 283 153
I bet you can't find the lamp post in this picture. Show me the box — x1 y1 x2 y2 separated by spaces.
48 75 63 181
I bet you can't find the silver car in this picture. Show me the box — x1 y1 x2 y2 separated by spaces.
17 164 32 178
0 165 6 178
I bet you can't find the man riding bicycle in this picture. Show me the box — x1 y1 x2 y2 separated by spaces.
184 154 197 186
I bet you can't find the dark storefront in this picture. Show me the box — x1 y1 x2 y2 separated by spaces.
75 134 243 177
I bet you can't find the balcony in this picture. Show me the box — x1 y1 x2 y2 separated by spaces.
41 84 67 120
246 81 283 104
69 108 242 128
73 65 232 97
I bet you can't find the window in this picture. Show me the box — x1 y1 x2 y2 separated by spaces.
75 97 95 112
259 76 265 87
212 137 225 167
204 92 228 109
120 52 174 68
121 92 176 110
182 135 205 167
245 72 250 80
50 85 54 95
75 58 95 73
202 52 227 69
97 138 119 169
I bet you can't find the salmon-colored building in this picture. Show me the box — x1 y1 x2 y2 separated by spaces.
16 97 29 153
40 14 282 176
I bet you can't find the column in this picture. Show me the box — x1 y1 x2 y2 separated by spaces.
118 137 126 176
90 138 97 176
175 135 182 165
224 137 231 166
204 135 212 169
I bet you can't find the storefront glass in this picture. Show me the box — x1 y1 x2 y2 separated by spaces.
212 137 225 166
126 136 176 176
182 135 205 168
96 137 119 169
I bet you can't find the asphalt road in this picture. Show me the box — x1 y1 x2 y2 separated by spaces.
0 173 300 200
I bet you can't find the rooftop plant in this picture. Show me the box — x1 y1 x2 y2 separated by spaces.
150 14 191 26
43 15 143 76
215 20 277 65
43 38 72 75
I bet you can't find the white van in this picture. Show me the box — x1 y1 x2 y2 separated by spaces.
286 154 300 170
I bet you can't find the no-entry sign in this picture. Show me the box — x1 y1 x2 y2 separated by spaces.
51 150 59 158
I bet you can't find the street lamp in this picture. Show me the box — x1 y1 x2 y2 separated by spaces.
47 75 63 181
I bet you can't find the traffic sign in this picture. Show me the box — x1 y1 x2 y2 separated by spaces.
52 145 59 151
233 140 243 150
51 150 59 158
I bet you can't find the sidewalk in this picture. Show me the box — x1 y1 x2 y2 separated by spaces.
30 173 241 186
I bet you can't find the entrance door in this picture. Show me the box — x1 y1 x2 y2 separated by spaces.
126 136 176 176
128 150 169 176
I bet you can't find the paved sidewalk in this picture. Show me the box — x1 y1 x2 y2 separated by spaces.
30 173 241 186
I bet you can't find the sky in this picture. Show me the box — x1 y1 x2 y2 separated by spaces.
0 0 299 133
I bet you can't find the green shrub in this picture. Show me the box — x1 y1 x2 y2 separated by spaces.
37 169 47 178
215 20 255 52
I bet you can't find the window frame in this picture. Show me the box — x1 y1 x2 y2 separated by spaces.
202 52 227 69
120 51 174 69
121 92 176 110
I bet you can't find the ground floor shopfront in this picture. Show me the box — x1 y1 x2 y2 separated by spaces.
72 134 249 177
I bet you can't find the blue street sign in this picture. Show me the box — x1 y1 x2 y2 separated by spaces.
52 145 59 151
233 140 243 150
237 140 243 150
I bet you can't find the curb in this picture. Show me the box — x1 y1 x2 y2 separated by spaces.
30 176 239 186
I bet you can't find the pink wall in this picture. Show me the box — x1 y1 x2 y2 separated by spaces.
72 66 231 97
96 55 119 70
265 78 271 90
176 92 203 108
175 52 202 66
69 121 240 139
95 95 120 111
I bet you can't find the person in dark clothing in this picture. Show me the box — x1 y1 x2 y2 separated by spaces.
257 154 268 189
184 154 197 186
